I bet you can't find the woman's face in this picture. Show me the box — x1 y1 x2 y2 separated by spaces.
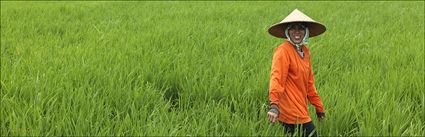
288 24 306 44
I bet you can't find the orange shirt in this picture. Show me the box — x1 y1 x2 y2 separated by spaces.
269 40 324 124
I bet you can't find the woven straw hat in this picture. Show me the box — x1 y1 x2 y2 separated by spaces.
268 9 326 38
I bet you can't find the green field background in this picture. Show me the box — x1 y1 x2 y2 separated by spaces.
1 1 424 136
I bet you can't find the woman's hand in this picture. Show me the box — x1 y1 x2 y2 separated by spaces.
268 104 280 124
268 111 278 124
317 112 325 122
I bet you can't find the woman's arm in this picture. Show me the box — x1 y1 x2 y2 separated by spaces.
268 47 290 124
307 66 325 120
269 47 290 108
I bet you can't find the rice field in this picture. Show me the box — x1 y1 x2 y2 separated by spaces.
1 1 424 136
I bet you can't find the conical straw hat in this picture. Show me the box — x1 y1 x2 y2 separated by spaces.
268 9 326 38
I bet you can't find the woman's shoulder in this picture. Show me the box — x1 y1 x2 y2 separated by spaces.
302 45 311 53
274 41 292 52
273 44 286 54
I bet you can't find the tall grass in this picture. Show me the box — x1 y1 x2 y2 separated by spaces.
1 1 424 136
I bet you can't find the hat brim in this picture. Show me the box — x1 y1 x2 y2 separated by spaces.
268 21 326 38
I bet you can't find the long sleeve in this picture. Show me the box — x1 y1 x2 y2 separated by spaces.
307 65 325 113
269 47 290 106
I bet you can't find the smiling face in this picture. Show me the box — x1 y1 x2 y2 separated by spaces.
288 24 306 44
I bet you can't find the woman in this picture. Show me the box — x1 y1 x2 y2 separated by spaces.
267 9 326 137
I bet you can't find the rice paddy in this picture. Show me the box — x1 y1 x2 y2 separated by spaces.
1 1 424 136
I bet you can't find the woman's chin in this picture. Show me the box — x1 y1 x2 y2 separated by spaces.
293 41 302 44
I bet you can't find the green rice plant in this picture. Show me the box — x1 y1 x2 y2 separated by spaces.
1 1 424 136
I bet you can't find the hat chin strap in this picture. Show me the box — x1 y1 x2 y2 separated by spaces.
285 25 309 51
